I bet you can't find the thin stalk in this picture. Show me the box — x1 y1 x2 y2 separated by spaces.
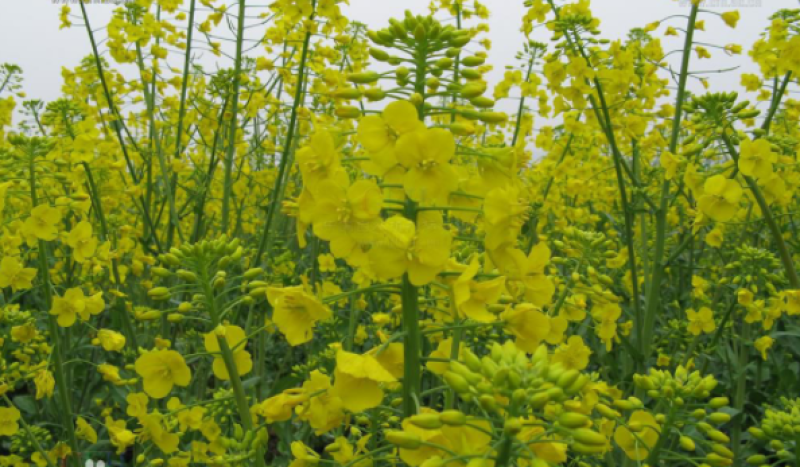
220 0 248 232
254 0 317 265
642 3 700 360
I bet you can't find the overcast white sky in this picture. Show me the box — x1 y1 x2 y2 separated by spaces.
0 0 794 114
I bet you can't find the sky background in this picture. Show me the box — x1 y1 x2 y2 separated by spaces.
0 0 794 117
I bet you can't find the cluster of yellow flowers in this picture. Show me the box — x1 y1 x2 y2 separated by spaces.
1 0 800 466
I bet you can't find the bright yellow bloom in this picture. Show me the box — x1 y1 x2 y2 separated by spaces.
686 307 715 336
204 325 253 381
357 100 423 176
331 350 396 413
754 335 774 360
34 369 54 400
299 370 345 435
738 137 775 181
0 406 20 436
660 151 683 180
614 410 660 460
66 221 98 263
593 302 622 351
453 260 505 322
134 349 192 399
483 185 529 250
289 441 320 467
96 329 126 352
0 256 36 292
310 179 382 266
50 287 104 327
501 303 551 352
552 335 591 371
369 213 451 286
523 243 555 307
76 417 98 444
396 128 459 204
22 204 62 241
722 10 740 28
267 286 331 346
698 175 742 222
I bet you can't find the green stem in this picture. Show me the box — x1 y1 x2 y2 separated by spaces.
220 0 247 232
254 0 317 265
642 3 700 360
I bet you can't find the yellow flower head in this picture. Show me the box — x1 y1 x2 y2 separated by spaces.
134 349 192 399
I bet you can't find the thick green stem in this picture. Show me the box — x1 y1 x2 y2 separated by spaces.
220 0 247 232
254 0 317 265
28 150 78 466
401 274 422 417
642 3 700 360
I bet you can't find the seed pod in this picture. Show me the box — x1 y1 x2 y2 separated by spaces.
364 88 386 101
477 112 507 124
335 106 362 119
461 69 482 81
460 81 486 98
386 431 421 449
409 413 442 429
347 72 381 84
439 410 467 426
679 436 696 451
470 96 495 109
558 412 589 429
443 371 471 394
461 55 485 67
332 88 363 100
573 428 606 446
571 441 605 455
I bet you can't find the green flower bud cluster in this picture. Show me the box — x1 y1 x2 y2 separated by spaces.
748 397 800 464
633 365 718 402
149 235 261 313
443 341 590 416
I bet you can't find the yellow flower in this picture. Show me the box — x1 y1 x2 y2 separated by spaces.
126 392 149 419
369 212 451 286
95 329 126 352
706 227 723 247
22 204 62 241
722 10 740 28
134 349 192 398
204 325 253 381
0 256 36 292
296 131 345 189
483 185 529 250
593 302 622 351
106 417 136 454
331 350 396 413
34 369 54 400
686 307 715 336
754 335 774 360
523 243 555 307
309 179 382 265
614 410 660 460
453 260 505 323
76 417 98 444
66 221 98 263
501 303 551 352
317 253 336 272
552 335 591 370
267 286 331 346
289 441 320 467
0 406 20 437
738 137 775 181
698 175 742 222
396 128 459 204
660 151 683 180
50 287 104 327
357 100 423 176
141 412 179 454
299 370 345 435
